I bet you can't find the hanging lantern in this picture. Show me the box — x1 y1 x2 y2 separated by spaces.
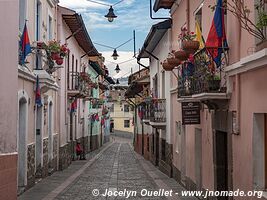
111 49 119 60
104 6 117 22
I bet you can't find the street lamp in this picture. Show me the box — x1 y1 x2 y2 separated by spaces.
116 79 120 84
111 49 119 60
115 64 120 73
105 6 117 22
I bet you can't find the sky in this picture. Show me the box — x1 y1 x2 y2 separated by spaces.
59 0 170 78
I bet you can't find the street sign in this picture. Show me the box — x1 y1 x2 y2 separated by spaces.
182 102 201 125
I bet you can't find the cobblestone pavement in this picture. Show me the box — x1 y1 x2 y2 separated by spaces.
20 135 197 200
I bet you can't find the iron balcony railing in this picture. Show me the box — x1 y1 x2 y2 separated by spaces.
150 99 166 123
67 72 92 98
178 48 228 98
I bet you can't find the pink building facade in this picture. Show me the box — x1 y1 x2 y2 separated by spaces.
151 0 267 199
0 1 19 200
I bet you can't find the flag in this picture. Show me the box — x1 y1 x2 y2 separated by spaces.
195 21 205 49
35 76 42 107
205 0 228 67
20 23 31 65
70 99 77 113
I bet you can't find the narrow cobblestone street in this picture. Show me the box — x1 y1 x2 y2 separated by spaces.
19 135 196 200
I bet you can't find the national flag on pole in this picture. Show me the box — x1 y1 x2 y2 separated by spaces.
205 0 228 67
35 76 42 107
20 23 31 65
195 21 205 49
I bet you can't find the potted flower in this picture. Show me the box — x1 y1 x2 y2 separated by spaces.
206 74 221 91
47 40 61 60
179 27 200 54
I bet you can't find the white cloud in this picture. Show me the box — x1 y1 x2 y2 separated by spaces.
101 51 148 79
59 0 107 10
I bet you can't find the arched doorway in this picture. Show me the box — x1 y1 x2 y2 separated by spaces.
48 101 53 164
18 97 27 188
35 106 43 177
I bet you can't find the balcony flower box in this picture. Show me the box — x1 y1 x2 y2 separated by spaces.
174 50 189 61
182 40 200 54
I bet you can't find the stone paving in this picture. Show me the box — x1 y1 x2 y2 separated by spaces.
19 135 198 200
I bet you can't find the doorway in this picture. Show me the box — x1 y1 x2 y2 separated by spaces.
215 130 228 200
47 102 53 164
35 106 43 176
155 129 159 166
18 97 27 187
195 128 202 191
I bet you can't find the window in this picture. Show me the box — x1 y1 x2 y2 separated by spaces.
176 121 182 153
48 15 53 40
110 104 114 112
19 0 27 33
194 3 203 30
124 105 129 112
36 0 41 40
147 137 149 152
124 120 130 128
161 139 166 161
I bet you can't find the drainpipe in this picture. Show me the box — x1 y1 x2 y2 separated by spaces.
186 0 190 30
236 0 242 134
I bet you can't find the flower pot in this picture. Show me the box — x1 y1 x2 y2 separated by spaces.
174 50 189 61
51 52 60 60
208 79 221 91
182 41 200 54
167 57 181 66
56 57 64 65
37 41 45 48
162 61 175 71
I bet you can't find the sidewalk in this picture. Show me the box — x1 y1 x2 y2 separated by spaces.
18 142 112 200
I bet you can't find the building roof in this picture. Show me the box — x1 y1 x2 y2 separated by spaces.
89 60 104 76
105 76 116 84
153 0 175 12
61 12 99 56
138 19 172 59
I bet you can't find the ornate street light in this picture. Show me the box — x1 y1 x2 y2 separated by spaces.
105 6 117 22
111 49 119 60
116 79 120 84
115 64 120 73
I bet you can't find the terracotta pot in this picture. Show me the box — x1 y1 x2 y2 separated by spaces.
174 50 189 61
182 40 200 54
56 57 64 65
167 57 181 66
162 61 175 71
51 52 60 60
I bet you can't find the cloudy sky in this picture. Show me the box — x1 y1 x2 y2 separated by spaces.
59 0 169 78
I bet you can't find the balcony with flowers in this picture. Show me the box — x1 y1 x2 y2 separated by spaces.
67 71 97 99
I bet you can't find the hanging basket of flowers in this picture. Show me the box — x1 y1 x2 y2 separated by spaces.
161 60 174 71
178 27 200 54
182 40 200 54
174 50 189 61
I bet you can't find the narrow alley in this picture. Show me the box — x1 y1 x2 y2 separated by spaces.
19 135 196 200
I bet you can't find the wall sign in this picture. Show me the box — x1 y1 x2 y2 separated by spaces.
182 102 201 125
